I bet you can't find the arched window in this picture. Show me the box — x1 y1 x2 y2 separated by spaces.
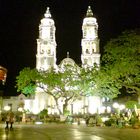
86 49 89 54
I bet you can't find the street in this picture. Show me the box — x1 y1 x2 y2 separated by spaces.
0 123 140 140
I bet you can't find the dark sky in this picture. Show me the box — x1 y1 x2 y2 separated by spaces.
0 0 139 95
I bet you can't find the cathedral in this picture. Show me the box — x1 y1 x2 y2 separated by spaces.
24 6 102 115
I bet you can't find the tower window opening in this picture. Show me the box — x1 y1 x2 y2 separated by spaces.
86 49 89 54
40 50 44 54
50 28 54 40
83 29 87 38
47 49 51 54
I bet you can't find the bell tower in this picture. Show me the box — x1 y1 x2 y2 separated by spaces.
81 6 100 68
36 7 57 71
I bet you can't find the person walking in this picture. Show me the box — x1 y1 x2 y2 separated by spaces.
5 111 14 130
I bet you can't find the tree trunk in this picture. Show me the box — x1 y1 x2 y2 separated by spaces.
63 101 68 115
138 93 140 104
54 98 63 115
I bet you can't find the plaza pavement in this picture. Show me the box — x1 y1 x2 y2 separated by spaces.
0 123 140 140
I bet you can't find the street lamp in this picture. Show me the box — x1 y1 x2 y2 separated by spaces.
112 102 125 114
18 107 23 112
119 104 125 111
106 106 111 113
4 106 11 111
113 102 119 109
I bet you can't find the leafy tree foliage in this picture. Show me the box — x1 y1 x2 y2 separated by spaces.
39 109 48 120
16 65 83 115
125 100 140 109
101 30 140 97
79 66 121 99
16 68 39 94
93 68 122 99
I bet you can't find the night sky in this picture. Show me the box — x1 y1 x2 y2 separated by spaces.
0 0 139 95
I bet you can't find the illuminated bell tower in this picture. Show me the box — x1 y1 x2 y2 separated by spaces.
81 6 100 68
36 7 57 71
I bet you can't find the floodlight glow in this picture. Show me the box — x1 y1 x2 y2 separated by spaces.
73 100 83 114
88 96 101 114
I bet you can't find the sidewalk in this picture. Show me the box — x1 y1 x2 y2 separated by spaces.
1 123 140 140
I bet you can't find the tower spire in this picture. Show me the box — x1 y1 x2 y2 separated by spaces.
67 52 70 58
81 5 100 68
86 6 93 17
44 7 51 18
36 7 57 71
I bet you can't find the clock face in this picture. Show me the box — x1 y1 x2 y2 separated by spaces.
86 27 95 39
42 30 50 39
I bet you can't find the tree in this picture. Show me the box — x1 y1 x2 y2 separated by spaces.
16 64 83 115
92 68 122 99
75 67 95 97
39 109 48 121
125 101 140 109
73 64 121 99
101 30 140 98
16 67 39 94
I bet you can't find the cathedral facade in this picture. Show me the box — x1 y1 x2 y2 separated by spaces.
24 6 102 115
36 6 100 70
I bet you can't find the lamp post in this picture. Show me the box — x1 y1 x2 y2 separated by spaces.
18 107 26 122
113 102 125 114
119 104 125 111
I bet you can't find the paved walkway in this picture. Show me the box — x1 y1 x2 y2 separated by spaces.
0 123 140 140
